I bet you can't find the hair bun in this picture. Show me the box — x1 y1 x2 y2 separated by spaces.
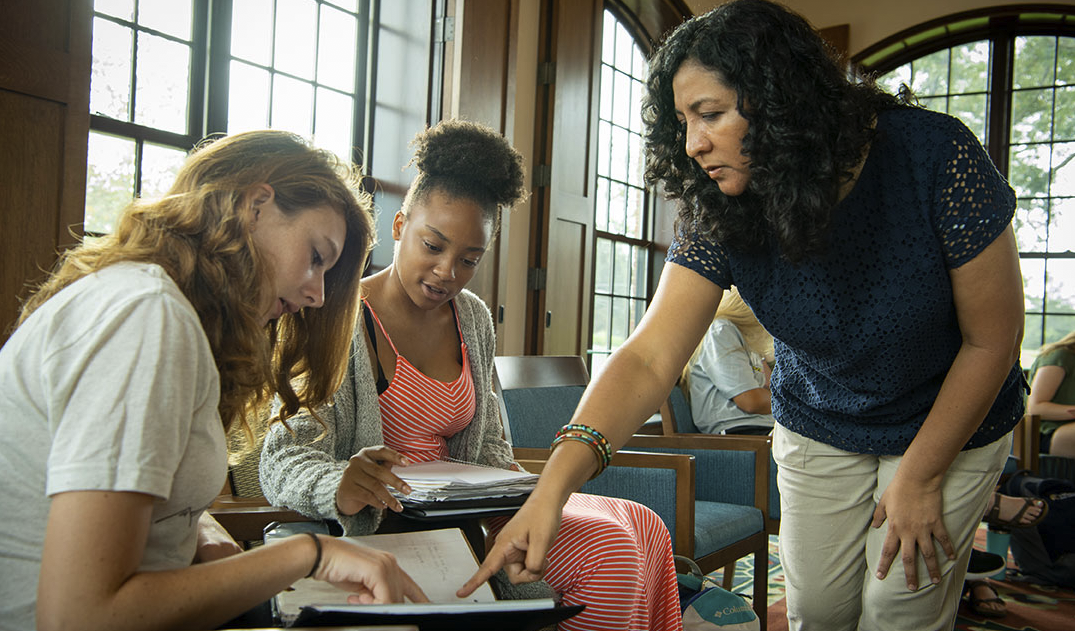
411 119 526 209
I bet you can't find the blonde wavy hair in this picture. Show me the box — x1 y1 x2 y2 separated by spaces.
1038 331 1075 359
18 130 374 442
681 286 774 390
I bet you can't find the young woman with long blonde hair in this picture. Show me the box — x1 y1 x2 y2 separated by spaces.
0 130 425 631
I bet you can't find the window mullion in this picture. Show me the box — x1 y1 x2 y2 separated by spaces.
987 24 1014 173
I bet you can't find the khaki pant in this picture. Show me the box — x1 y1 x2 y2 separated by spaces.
773 423 1011 631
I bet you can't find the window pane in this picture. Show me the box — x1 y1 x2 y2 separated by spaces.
610 124 628 182
601 10 616 64
625 185 643 239
95 0 134 21
594 238 612 293
631 43 646 81
1044 314 1075 346
1052 142 1075 197
1011 88 1055 144
274 0 318 80
91 17 133 120
612 70 631 129
918 95 946 114
949 94 987 144
611 296 629 346
1057 86 1074 142
608 181 626 234
878 64 911 96
140 142 187 198
632 247 647 296
630 78 643 132
228 61 270 132
314 87 354 161
271 75 314 135
613 241 631 295
134 33 190 133
911 49 948 96
599 65 613 122
949 40 990 94
231 0 273 65
1050 197 1075 253
1014 197 1049 252
318 5 357 92
137 0 192 40
1022 257 1046 311
1009 143 1052 198
1046 258 1075 313
1023 312 1044 359
628 131 643 186
614 21 632 71
595 177 610 232
1013 36 1057 90
596 120 611 178
85 131 136 234
592 294 610 350
1058 37 1075 86
631 297 646 329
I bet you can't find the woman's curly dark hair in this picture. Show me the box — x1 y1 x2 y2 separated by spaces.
643 0 903 262
403 119 527 233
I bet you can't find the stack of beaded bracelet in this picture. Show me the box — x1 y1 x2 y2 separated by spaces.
551 423 613 479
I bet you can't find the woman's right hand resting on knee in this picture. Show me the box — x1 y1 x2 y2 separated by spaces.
336 445 414 515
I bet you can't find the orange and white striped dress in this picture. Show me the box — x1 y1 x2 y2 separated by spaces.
365 301 683 631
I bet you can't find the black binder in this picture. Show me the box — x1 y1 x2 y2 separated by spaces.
290 600 584 630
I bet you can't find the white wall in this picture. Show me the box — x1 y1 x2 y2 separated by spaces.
684 0 1069 56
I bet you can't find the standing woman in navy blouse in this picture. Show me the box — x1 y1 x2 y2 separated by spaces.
463 1 1026 628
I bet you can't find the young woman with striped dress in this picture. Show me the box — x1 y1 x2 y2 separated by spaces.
259 119 683 631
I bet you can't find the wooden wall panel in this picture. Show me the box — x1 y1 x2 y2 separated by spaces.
0 0 91 337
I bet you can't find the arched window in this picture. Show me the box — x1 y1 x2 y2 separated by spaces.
589 8 654 374
856 7 1075 363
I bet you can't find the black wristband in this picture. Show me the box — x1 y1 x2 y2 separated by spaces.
304 532 322 578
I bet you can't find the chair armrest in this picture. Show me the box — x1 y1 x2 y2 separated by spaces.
626 434 770 521
209 495 311 545
512 447 697 558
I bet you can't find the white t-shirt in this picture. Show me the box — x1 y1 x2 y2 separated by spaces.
0 262 226 630
688 319 775 434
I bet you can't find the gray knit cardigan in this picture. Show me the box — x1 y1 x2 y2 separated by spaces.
259 289 517 535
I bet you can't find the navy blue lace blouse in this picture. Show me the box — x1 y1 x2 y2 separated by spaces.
668 107 1025 455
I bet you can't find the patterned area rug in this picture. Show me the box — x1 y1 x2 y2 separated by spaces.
712 529 1075 631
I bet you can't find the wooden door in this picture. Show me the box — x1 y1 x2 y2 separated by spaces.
0 0 92 339
532 0 602 356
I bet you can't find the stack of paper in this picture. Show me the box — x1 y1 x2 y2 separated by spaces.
389 460 539 502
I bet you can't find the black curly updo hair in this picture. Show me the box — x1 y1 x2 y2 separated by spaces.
402 119 527 236
643 0 904 262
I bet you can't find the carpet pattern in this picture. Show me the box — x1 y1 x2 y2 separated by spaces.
710 530 1075 631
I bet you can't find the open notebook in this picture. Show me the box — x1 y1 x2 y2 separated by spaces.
268 527 581 630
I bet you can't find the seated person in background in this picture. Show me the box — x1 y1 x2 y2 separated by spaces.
1027 331 1075 458
0 130 424 631
260 120 684 631
683 286 774 435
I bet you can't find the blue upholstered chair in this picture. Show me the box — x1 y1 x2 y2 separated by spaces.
494 355 769 628
660 384 781 536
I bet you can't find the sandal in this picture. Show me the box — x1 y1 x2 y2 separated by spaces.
983 492 1049 530
963 579 1006 619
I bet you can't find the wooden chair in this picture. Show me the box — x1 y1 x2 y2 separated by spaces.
1012 413 1041 474
495 355 769 628
1013 413 1075 483
208 494 311 548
